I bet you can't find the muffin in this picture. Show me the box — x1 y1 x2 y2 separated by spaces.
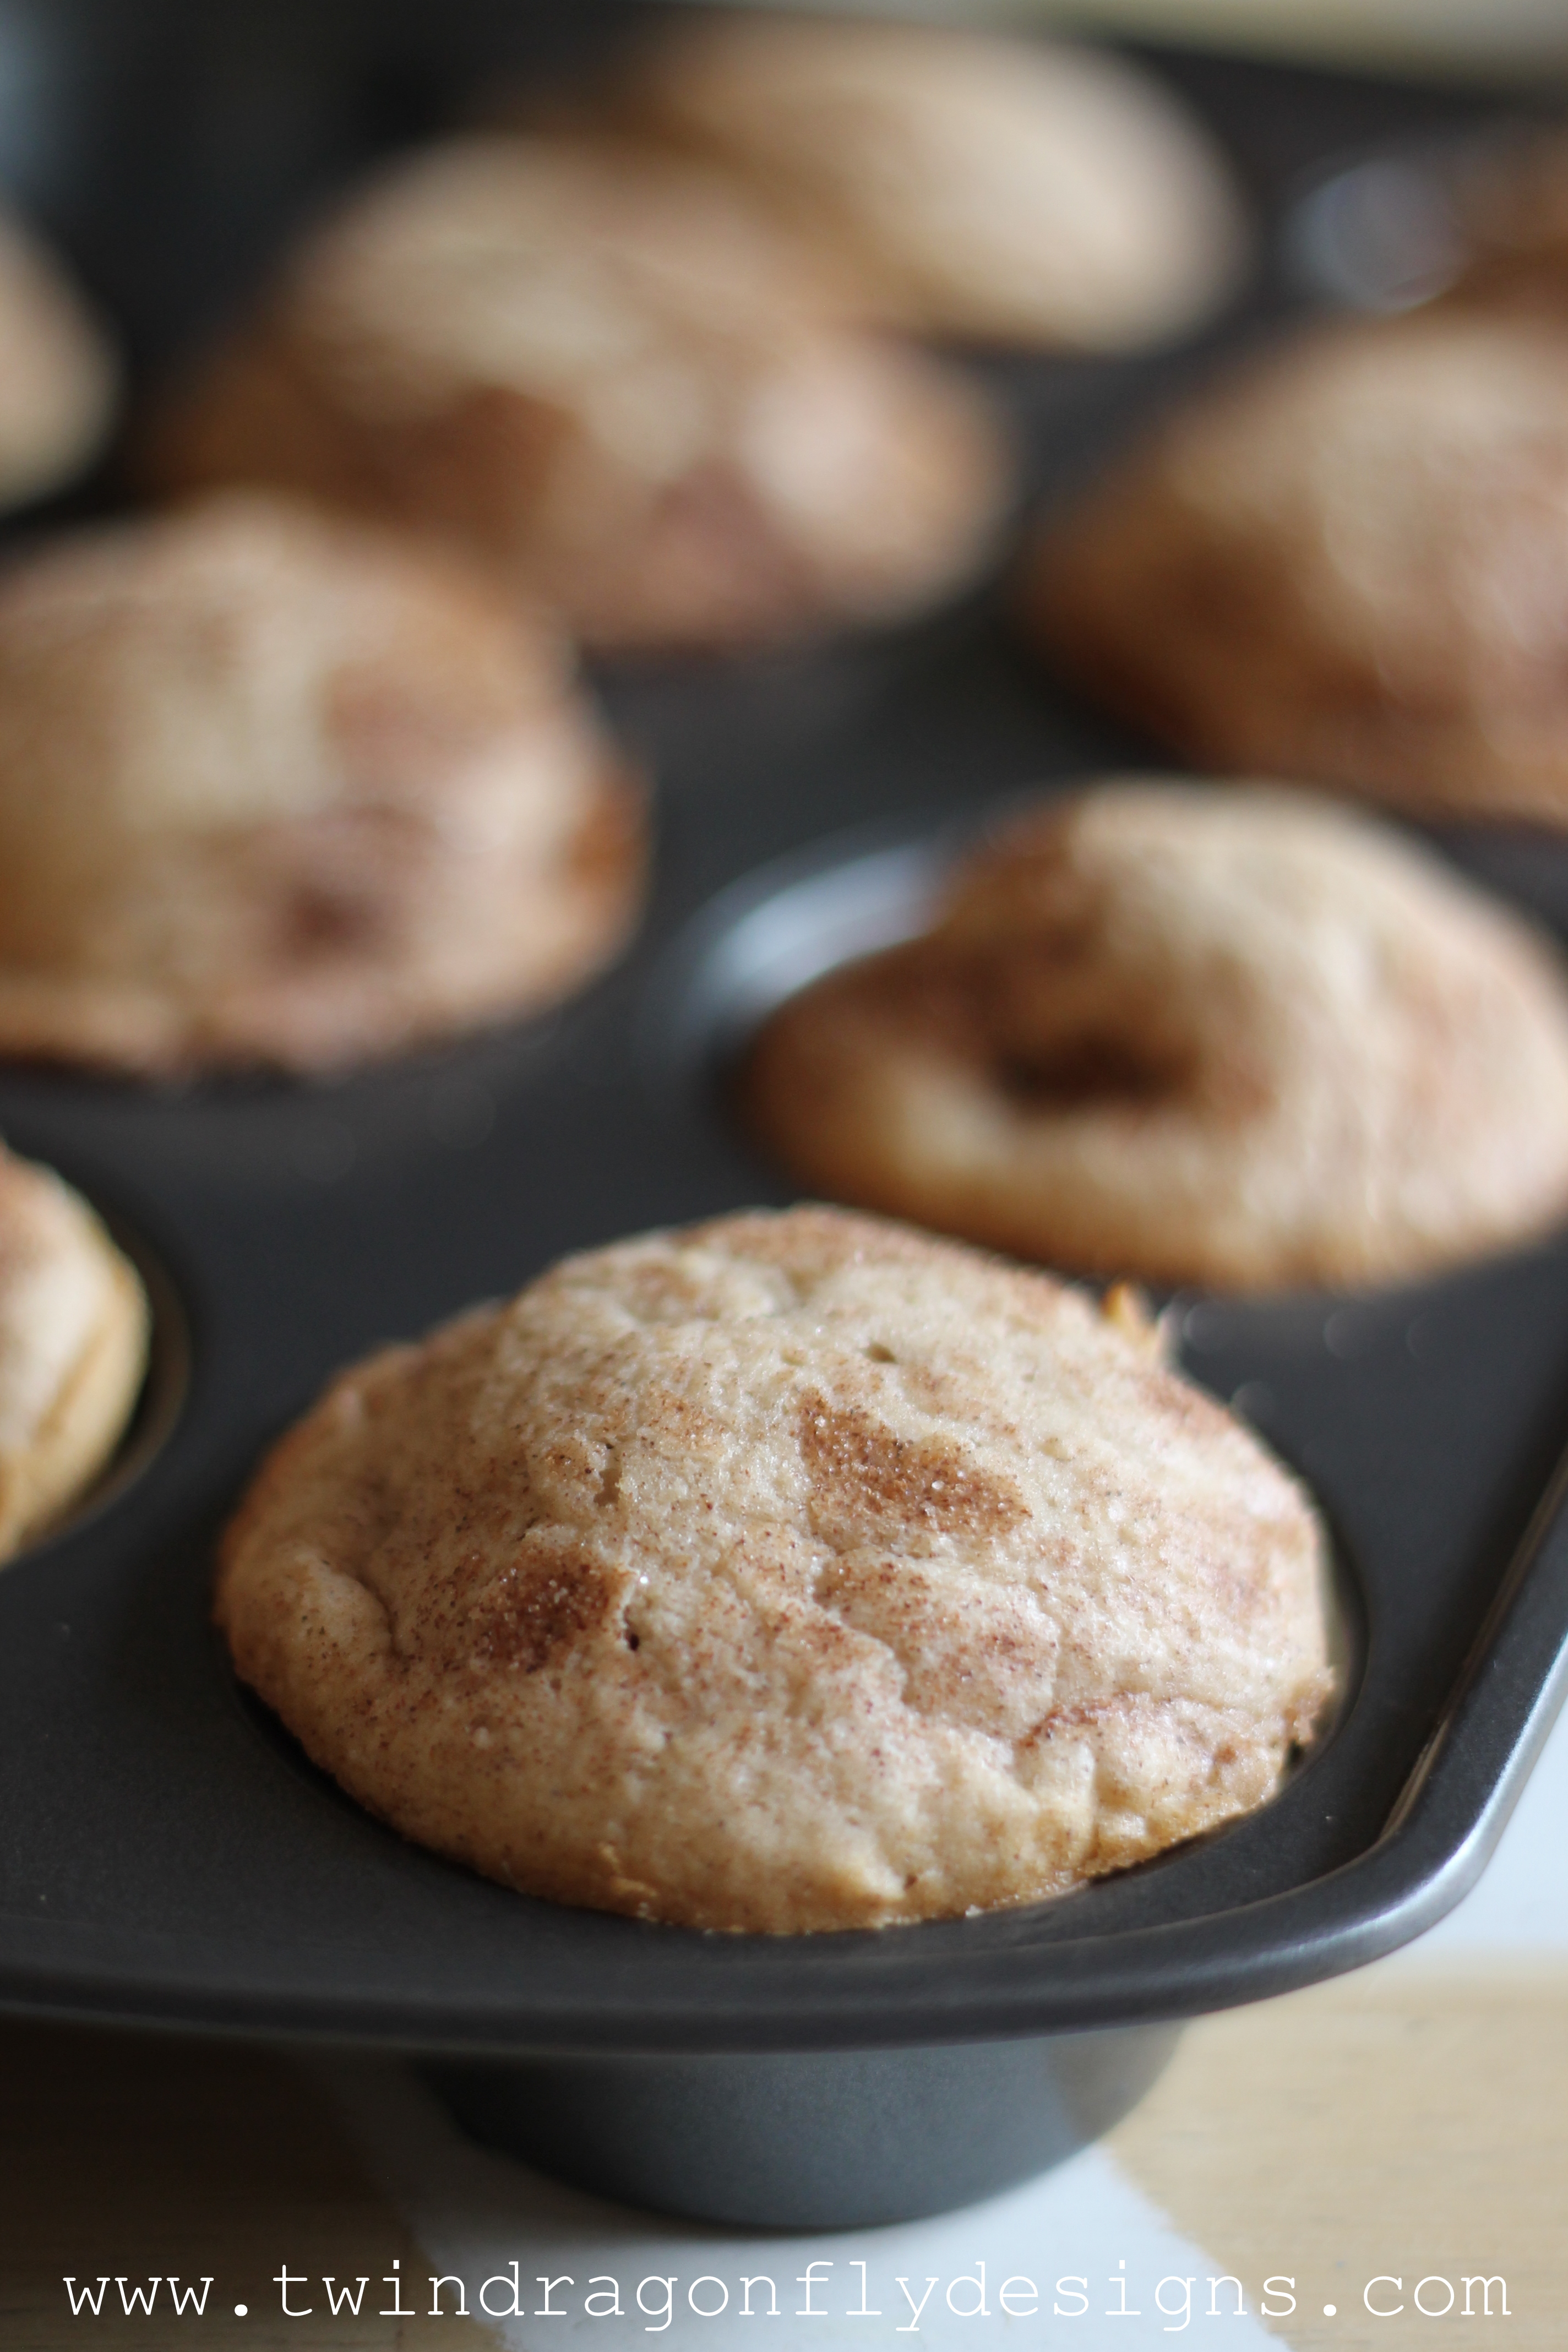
215 1206 1335 1932
146 134 1012 652
0 203 117 509
0 491 645 1077
0 1145 148 1560
1023 310 1568 826
613 12 1248 350
743 785 1568 1293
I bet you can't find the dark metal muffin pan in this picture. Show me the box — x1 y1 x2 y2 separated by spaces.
1 11 1566 2226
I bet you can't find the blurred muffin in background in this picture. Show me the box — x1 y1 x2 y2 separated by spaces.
1023 309 1568 825
145 135 1013 652
608 10 1249 350
743 782 1568 1293
0 1143 148 1562
0 203 117 508
0 491 645 1077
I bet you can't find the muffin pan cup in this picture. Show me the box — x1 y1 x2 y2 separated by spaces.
1 20 1564 2227
426 2026 1186 2229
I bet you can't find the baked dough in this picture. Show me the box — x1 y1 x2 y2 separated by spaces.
0 1146 148 1560
0 491 645 1076
1024 311 1568 825
0 203 117 509
215 1205 1335 1932
616 13 1248 350
743 785 1568 1293
146 134 1011 651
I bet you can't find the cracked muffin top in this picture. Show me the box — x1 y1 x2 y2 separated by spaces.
215 1206 1335 1932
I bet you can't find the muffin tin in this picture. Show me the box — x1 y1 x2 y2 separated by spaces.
2 12 1566 2228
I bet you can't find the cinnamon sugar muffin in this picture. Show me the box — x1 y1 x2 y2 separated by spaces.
147 134 1011 651
743 786 1568 1293
215 1206 1335 1932
0 1145 147 1560
1024 311 1568 825
0 203 117 509
615 13 1248 350
0 491 644 1076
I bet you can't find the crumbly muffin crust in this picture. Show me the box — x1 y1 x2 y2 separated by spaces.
216 1206 1335 1932
148 134 1011 651
0 1147 148 1560
0 492 644 1075
1024 312 1568 825
744 786 1568 1293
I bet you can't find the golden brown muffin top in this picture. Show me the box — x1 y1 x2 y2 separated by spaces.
217 1205 1335 1931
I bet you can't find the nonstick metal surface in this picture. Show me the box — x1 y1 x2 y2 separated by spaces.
0 18 1565 2075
